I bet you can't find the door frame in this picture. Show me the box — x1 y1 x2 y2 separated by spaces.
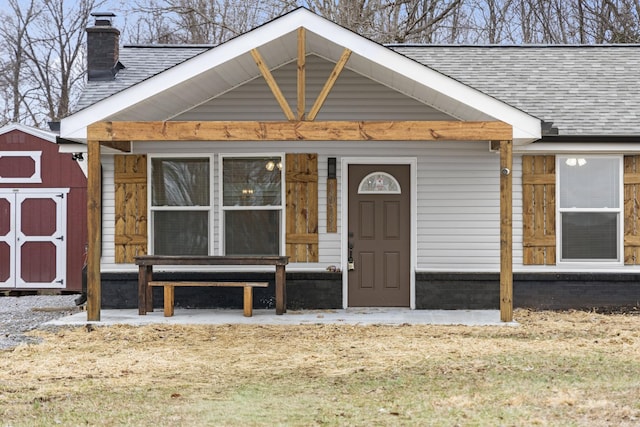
341 157 417 309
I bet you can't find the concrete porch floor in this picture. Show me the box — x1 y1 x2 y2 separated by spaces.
46 308 515 327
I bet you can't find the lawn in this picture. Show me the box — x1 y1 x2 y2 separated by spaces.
1 309 639 426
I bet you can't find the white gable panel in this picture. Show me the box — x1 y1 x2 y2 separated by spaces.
176 55 455 122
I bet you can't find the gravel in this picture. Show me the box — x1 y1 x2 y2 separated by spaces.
0 295 82 351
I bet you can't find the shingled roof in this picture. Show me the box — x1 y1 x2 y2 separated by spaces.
392 44 640 137
75 45 210 111
74 43 640 138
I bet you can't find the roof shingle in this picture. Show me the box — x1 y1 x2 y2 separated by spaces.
75 43 640 137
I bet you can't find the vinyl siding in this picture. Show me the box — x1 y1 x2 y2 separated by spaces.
174 54 452 122
101 141 506 272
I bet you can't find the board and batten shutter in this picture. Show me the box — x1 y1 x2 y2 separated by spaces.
285 153 318 262
522 155 556 265
114 154 147 263
623 155 640 264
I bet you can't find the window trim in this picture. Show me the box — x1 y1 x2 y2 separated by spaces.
147 154 214 255
556 155 623 265
218 153 285 256
0 151 42 183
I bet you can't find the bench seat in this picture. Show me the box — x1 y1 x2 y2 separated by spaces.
149 281 269 317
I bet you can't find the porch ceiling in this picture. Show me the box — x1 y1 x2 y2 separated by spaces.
61 8 540 144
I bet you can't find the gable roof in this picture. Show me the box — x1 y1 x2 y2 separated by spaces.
392 44 640 138
61 8 541 145
0 123 57 143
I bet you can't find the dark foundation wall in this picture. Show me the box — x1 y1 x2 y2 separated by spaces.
100 271 640 311
100 272 343 310
416 272 640 310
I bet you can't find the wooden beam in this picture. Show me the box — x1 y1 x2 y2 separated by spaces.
308 48 352 121
499 140 513 322
87 121 513 142
87 140 102 321
100 140 131 152
250 48 295 121
297 27 306 121
327 178 337 233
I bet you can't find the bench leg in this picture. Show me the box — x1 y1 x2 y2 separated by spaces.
164 285 175 317
243 286 253 317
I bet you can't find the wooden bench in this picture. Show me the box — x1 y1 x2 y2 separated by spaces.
149 281 269 317
135 255 289 316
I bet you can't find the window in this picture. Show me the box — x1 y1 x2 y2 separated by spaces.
150 157 211 255
558 156 622 262
358 172 401 194
221 155 283 255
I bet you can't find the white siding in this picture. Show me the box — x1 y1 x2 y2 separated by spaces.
101 140 505 273
416 143 500 271
174 55 453 122
101 155 116 267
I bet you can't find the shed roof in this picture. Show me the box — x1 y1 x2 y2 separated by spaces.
0 123 57 143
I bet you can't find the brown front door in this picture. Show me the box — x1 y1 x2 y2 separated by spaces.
348 164 410 307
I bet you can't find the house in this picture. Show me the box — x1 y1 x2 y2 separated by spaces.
60 9 640 321
0 123 87 293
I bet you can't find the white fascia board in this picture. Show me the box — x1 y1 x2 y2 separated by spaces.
61 8 541 144
0 123 57 143
57 143 87 153
516 143 640 154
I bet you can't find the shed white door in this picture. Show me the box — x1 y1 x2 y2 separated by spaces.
0 190 67 288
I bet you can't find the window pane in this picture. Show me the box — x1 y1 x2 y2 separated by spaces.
152 158 209 206
154 211 208 255
559 158 619 208
225 211 279 255
561 213 618 260
223 157 281 206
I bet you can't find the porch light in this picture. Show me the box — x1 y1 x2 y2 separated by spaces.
328 157 336 179
265 160 283 171
565 158 587 167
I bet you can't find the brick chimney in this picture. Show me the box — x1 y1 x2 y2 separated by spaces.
86 12 123 81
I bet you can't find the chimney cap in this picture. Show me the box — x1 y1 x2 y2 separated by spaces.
91 12 116 26
91 12 116 18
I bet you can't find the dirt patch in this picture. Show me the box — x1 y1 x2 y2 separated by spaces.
1 309 639 426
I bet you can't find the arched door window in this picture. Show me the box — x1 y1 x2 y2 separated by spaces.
358 172 401 194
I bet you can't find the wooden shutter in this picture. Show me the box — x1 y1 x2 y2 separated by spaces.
522 155 556 265
624 156 640 264
114 154 147 263
285 153 318 262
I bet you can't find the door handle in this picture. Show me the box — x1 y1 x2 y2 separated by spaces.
348 232 355 271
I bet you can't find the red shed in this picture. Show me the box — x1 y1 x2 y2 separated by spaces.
0 123 87 292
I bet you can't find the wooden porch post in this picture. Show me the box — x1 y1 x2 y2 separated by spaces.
499 140 513 322
87 140 102 321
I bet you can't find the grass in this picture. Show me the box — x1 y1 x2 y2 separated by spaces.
1 309 639 426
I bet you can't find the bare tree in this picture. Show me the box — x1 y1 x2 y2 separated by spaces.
128 0 295 44
0 0 40 125
0 0 101 127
